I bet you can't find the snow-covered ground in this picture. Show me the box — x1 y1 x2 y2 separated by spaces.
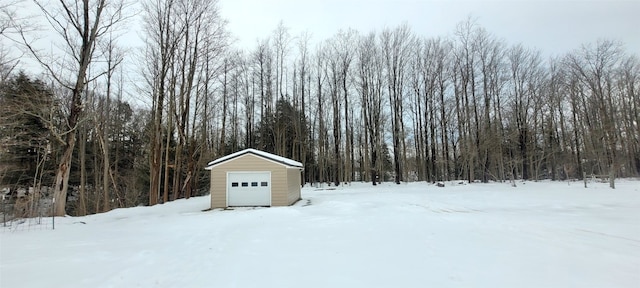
2 180 639 288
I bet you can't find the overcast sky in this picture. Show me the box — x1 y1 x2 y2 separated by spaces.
6 0 638 88
217 0 639 56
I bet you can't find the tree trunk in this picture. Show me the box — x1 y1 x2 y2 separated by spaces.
52 102 80 216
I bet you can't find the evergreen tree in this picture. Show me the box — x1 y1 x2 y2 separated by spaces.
254 98 313 181
0 72 56 191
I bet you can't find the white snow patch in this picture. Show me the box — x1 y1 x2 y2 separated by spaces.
1 180 639 287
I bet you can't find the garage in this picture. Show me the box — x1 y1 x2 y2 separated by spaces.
227 171 271 206
205 149 303 208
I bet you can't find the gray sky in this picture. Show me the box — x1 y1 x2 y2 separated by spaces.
6 0 638 88
218 0 639 56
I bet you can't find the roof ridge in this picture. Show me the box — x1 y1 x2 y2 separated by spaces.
205 148 303 169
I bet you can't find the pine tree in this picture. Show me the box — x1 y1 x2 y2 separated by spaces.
0 72 55 191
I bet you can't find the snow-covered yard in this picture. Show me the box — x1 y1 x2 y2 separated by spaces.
2 180 639 288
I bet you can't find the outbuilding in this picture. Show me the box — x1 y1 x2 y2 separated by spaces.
205 148 303 208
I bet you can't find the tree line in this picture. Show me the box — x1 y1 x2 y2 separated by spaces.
1 0 638 216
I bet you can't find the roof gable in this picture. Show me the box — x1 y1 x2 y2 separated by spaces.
205 148 303 170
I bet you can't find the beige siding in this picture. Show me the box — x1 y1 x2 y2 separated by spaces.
286 168 302 205
270 168 288 206
210 169 227 208
209 153 292 208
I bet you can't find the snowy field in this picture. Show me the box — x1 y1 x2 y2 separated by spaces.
1 180 639 288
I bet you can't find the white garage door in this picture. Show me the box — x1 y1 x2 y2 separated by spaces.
227 172 271 206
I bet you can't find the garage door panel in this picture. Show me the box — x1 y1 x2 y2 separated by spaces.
227 172 271 206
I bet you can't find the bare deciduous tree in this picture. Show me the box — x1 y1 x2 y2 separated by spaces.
381 24 413 184
20 0 128 215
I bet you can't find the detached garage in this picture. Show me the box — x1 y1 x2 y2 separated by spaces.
205 149 303 208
